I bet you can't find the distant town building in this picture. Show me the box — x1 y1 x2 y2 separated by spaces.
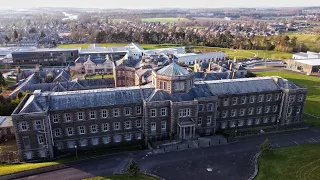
12 48 79 66
82 56 114 75
287 59 320 74
292 51 320 59
174 52 225 65
289 51 320 74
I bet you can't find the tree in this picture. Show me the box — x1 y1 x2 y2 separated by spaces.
0 72 7 93
16 91 24 100
260 139 272 154
126 159 140 177
0 95 6 104
45 72 54 83
96 30 107 43
4 35 10 42
29 27 37 34
13 30 18 41
40 31 46 39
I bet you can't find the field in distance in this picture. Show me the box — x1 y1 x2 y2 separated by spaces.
287 33 320 52
194 47 293 60
140 18 190 23
58 44 292 60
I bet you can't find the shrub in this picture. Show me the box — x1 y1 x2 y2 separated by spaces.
260 139 272 154
126 159 140 177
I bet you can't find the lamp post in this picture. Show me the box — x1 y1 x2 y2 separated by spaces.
75 145 78 160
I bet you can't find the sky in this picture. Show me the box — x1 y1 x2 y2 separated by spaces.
2 0 320 9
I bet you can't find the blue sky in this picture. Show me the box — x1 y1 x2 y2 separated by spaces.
2 0 320 9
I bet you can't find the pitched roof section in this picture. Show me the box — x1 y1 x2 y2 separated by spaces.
146 84 212 102
157 62 190 76
201 77 281 95
49 85 154 111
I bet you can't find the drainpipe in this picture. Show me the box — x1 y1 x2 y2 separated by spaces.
277 91 286 127
47 114 55 159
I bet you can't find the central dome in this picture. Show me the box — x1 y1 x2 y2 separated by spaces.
157 62 190 76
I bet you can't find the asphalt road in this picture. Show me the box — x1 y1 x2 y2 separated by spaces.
16 127 320 180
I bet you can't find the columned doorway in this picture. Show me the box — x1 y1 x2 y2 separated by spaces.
177 118 196 139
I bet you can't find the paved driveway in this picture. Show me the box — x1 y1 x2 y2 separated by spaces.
16 127 320 180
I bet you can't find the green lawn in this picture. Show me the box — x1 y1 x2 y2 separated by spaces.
141 18 189 23
255 71 320 117
57 43 292 60
0 162 60 176
304 117 320 127
85 74 114 79
0 144 143 176
257 143 320 180
287 33 320 52
86 173 159 180
194 47 292 60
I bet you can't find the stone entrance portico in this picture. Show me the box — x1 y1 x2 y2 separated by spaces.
177 118 196 139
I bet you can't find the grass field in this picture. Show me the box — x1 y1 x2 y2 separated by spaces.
85 173 159 180
257 143 320 180
194 47 293 60
0 162 60 176
255 71 320 117
141 18 189 23
58 43 292 60
287 33 320 52
85 74 114 79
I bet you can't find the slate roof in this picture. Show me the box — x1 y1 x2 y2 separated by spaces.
75 57 85 63
201 77 281 96
236 65 247 71
200 62 209 69
0 116 12 128
20 94 47 113
91 57 107 64
49 85 154 111
10 75 115 97
195 72 232 81
146 84 212 102
115 58 141 67
15 76 306 114
157 62 190 76
275 77 303 89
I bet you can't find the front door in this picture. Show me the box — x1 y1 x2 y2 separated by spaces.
185 127 191 138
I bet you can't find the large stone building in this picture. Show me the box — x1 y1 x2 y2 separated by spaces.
12 62 307 161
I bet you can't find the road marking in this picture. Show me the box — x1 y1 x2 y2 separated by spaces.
312 129 319 132
275 143 280 148
294 141 299 145
311 138 318 142
307 139 313 143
